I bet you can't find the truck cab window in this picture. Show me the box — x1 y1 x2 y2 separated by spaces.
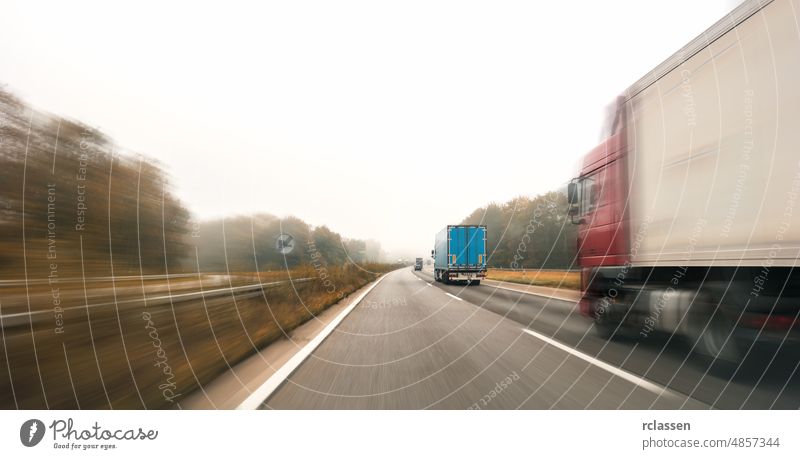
581 175 597 215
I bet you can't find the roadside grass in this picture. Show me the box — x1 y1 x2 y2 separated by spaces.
486 269 580 290
0 263 400 409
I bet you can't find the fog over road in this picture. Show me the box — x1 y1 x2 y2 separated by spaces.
261 267 800 409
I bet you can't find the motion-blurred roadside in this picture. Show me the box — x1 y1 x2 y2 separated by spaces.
0 87 399 408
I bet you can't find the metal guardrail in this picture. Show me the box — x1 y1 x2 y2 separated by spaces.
0 273 199 287
0 277 315 328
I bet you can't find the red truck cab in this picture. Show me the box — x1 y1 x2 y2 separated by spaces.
568 97 630 317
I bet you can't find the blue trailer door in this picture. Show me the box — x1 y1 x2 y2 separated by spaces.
446 225 486 269
467 226 480 266
447 226 485 268
449 226 466 266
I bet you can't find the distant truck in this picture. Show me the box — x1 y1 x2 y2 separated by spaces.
414 258 423 271
432 225 487 285
567 0 800 364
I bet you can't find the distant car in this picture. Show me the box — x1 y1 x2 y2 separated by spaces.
414 258 423 271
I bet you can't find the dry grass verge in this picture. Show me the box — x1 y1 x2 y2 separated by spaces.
0 263 398 409
486 269 580 290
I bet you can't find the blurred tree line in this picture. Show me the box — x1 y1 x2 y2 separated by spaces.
0 87 381 278
460 191 577 269
190 214 383 272
0 88 189 278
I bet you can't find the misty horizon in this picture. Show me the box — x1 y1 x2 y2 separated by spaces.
0 1 739 257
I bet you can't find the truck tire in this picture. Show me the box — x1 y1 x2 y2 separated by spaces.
470 280 481 286
592 295 620 340
586 276 623 339
689 293 743 367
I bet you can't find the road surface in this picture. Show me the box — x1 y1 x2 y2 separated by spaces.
260 268 800 409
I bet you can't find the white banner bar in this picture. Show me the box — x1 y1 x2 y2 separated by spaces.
1 410 797 458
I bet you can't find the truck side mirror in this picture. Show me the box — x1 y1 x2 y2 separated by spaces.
567 206 578 218
568 205 579 217
568 204 584 225
567 180 578 204
431 249 435 257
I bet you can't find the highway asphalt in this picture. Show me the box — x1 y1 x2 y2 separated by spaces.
262 267 800 409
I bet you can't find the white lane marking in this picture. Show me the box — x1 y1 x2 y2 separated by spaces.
236 273 390 409
521 328 680 401
445 292 463 302
426 282 432 287
485 281 579 303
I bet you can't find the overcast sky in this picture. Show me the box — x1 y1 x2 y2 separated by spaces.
0 0 741 257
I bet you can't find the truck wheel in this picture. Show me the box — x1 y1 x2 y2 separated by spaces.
591 295 621 340
471 280 481 286
690 294 743 366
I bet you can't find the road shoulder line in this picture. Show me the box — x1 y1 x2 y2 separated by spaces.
521 328 682 402
236 272 390 409
483 280 580 303
413 271 578 303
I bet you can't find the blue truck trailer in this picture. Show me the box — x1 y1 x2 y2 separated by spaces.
432 225 487 285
